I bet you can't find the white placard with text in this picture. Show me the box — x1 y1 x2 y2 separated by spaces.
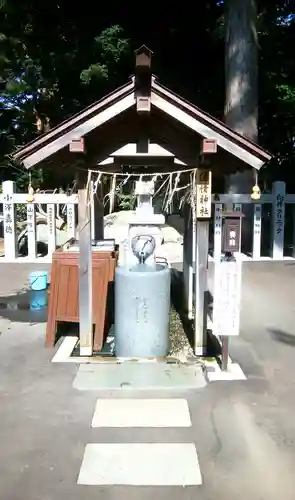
213 259 242 337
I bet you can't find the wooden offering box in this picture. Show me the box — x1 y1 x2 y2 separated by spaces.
46 246 118 351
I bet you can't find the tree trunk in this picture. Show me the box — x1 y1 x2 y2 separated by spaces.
224 0 258 251
225 0 258 141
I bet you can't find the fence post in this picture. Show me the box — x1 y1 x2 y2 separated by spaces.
2 181 17 260
214 203 222 260
252 204 262 259
272 181 285 259
27 203 37 259
233 203 243 254
47 204 56 255
66 203 76 239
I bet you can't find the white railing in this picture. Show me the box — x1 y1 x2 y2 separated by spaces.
0 180 293 262
0 180 78 261
213 181 290 260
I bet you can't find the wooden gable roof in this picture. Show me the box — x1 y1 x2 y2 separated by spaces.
13 76 271 171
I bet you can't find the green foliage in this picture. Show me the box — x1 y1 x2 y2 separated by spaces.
277 84 295 103
117 193 136 211
0 0 294 189
0 2 130 188
80 63 109 85
80 26 129 84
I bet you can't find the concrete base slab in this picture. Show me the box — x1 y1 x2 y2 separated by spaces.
73 362 206 391
91 398 192 427
77 443 202 486
206 362 247 382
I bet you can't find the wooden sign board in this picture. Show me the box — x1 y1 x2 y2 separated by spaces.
196 169 212 219
213 259 242 337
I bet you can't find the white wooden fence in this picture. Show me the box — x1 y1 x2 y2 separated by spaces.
0 180 78 262
0 180 293 262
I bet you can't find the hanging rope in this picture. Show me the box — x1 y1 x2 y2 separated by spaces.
82 166 199 177
73 166 198 216
109 174 117 214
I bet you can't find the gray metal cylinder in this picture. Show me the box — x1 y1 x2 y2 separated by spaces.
115 263 171 357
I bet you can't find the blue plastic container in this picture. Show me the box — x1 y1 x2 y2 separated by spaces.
29 271 48 291
30 289 48 310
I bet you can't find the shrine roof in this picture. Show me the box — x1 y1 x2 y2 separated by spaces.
13 75 272 171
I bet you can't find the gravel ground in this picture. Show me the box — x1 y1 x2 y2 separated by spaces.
168 307 195 360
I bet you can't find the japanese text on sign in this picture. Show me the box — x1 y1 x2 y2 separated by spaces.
67 206 74 231
3 197 13 235
229 230 236 247
47 206 54 235
213 260 242 337
27 205 35 233
215 205 222 236
275 194 284 235
196 169 212 219
254 204 261 236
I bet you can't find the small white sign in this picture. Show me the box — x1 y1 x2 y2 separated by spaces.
26 203 37 258
47 203 56 254
213 259 242 337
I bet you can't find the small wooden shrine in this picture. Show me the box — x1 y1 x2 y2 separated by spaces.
13 45 271 356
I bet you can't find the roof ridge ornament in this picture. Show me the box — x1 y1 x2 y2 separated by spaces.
135 45 153 68
135 45 152 114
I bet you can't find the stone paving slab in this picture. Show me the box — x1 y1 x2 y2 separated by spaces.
91 398 192 427
77 443 202 486
73 362 207 391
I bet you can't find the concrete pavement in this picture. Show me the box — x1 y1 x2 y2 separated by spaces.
0 262 295 498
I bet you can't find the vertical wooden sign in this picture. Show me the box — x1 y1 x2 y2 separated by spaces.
196 169 212 219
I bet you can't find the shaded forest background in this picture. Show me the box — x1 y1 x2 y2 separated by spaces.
1 0 295 190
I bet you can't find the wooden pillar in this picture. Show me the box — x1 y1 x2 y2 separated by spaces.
194 219 209 355
194 169 211 356
183 202 195 319
77 170 93 356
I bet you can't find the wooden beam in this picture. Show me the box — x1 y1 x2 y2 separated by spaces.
113 156 175 167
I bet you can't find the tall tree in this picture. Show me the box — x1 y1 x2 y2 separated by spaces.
224 0 258 249
224 0 258 141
